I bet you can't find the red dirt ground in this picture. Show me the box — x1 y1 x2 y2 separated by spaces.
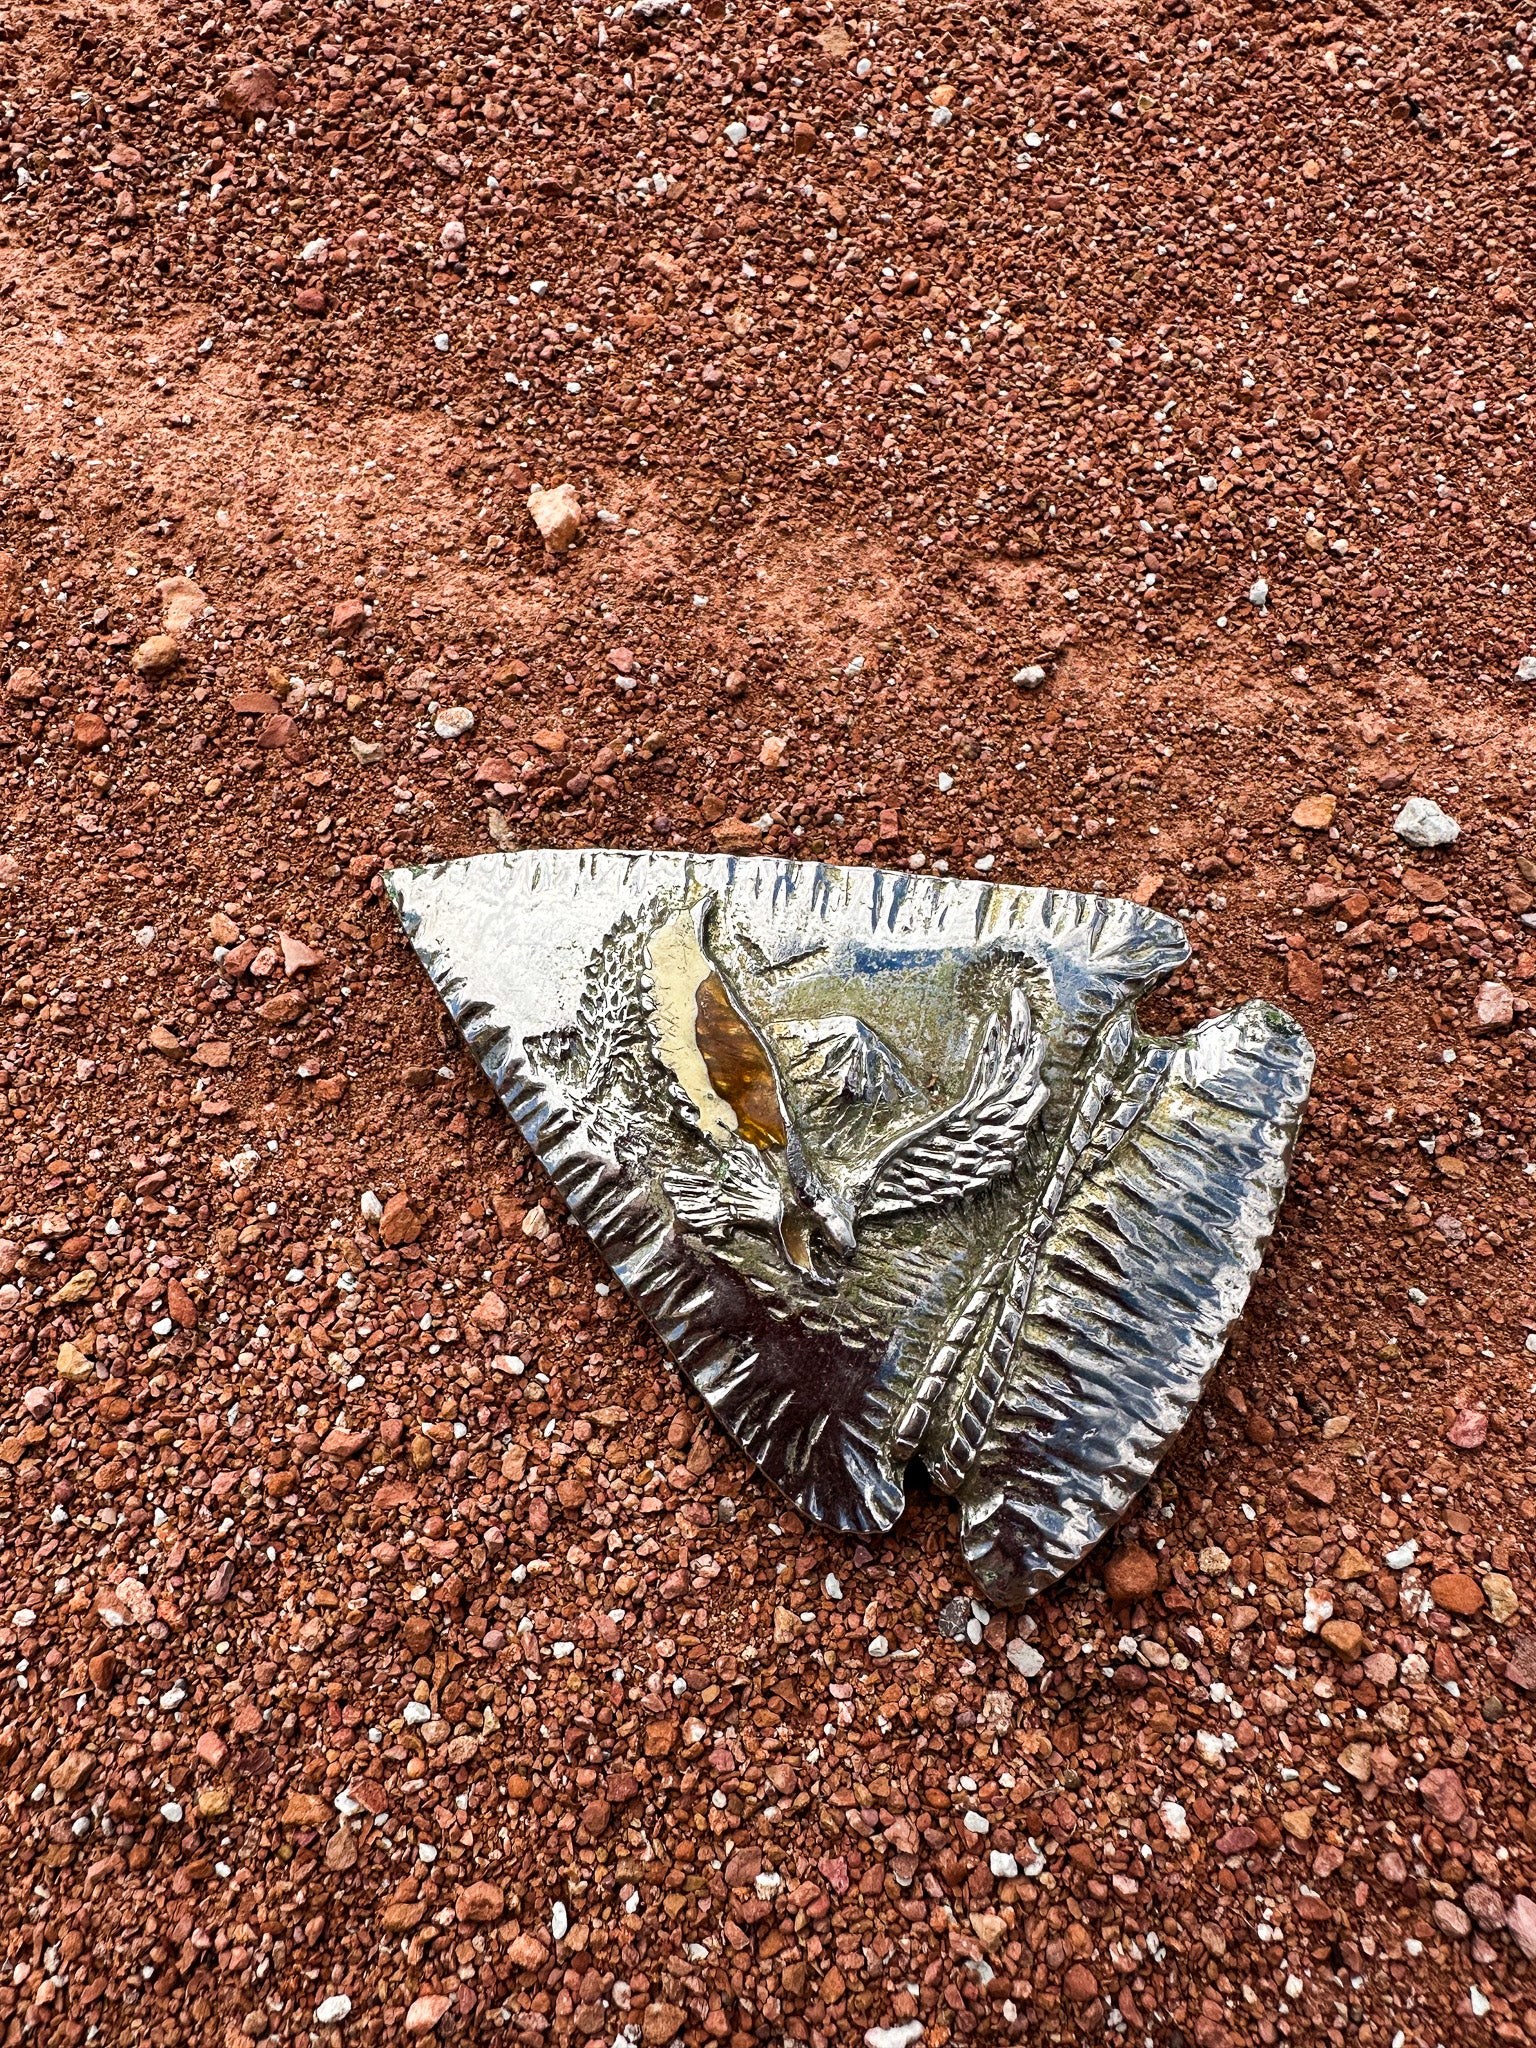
2 0 1536 2045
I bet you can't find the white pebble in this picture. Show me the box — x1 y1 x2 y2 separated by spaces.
434 706 475 741
551 1901 569 1940
1393 796 1459 848
315 1994 353 2025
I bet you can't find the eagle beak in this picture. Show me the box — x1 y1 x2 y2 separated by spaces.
817 1199 857 1259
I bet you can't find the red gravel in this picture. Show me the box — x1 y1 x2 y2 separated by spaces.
2 1 1536 2046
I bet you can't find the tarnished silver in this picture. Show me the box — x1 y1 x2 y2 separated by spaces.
386 850 1313 1606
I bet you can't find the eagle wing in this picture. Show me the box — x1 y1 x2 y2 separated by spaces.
854 988 1048 1222
663 1141 783 1240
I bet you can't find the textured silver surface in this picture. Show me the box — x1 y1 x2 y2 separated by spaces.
386 849 1314 1606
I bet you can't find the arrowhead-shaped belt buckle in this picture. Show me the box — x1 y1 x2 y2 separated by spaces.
387 849 1313 1606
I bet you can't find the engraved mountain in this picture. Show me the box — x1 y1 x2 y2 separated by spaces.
387 849 1314 1606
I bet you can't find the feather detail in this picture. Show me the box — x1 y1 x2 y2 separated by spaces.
856 988 1048 1221
663 1142 785 1240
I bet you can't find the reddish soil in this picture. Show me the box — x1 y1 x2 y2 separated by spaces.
2 0 1536 2046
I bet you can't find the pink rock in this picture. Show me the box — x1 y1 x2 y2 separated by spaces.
471 1289 508 1331
405 1993 452 2035
1447 1409 1488 1449
1507 1893 1536 1961
195 1730 228 1769
280 930 323 975
1471 980 1514 1034
1419 1766 1467 1826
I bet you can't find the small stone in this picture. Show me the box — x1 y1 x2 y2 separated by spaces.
865 2022 924 2048
759 733 788 769
1419 1766 1467 1825
641 2003 688 2047
219 61 280 121
1470 981 1514 1035
1400 868 1448 904
440 218 466 251
1320 1618 1364 1661
72 712 108 749
1430 1571 1484 1617
280 1790 330 1826
1006 1637 1044 1678
330 596 366 640
471 1290 507 1331
257 990 307 1026
1280 1806 1315 1841
712 818 763 853
56 1341 93 1381
936 1594 970 1640
505 1932 547 1968
1483 1573 1519 1624
1012 664 1048 690
280 931 322 975
1291 792 1336 829
315 1994 353 2025
1335 1544 1372 1581
455 1880 505 1924
295 287 327 316
1447 1408 1488 1448
527 482 583 553
1465 1883 1506 1932
1197 1545 1231 1577
1519 655 1536 682
148 1023 184 1058
321 1427 371 1460
1363 1650 1398 1686
1338 1742 1373 1782
404 1994 452 2036
158 576 207 633
1393 796 1460 848
379 1190 425 1247
1290 1466 1336 1507
1214 1825 1258 1856
1104 1545 1159 1604
1063 1964 1099 2005
1432 1899 1471 1940
131 634 183 678
434 705 476 741
1286 951 1324 1004
1506 1894 1536 1960
1159 1798 1190 1843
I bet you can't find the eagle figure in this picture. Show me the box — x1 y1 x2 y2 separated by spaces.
641 894 1049 1282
